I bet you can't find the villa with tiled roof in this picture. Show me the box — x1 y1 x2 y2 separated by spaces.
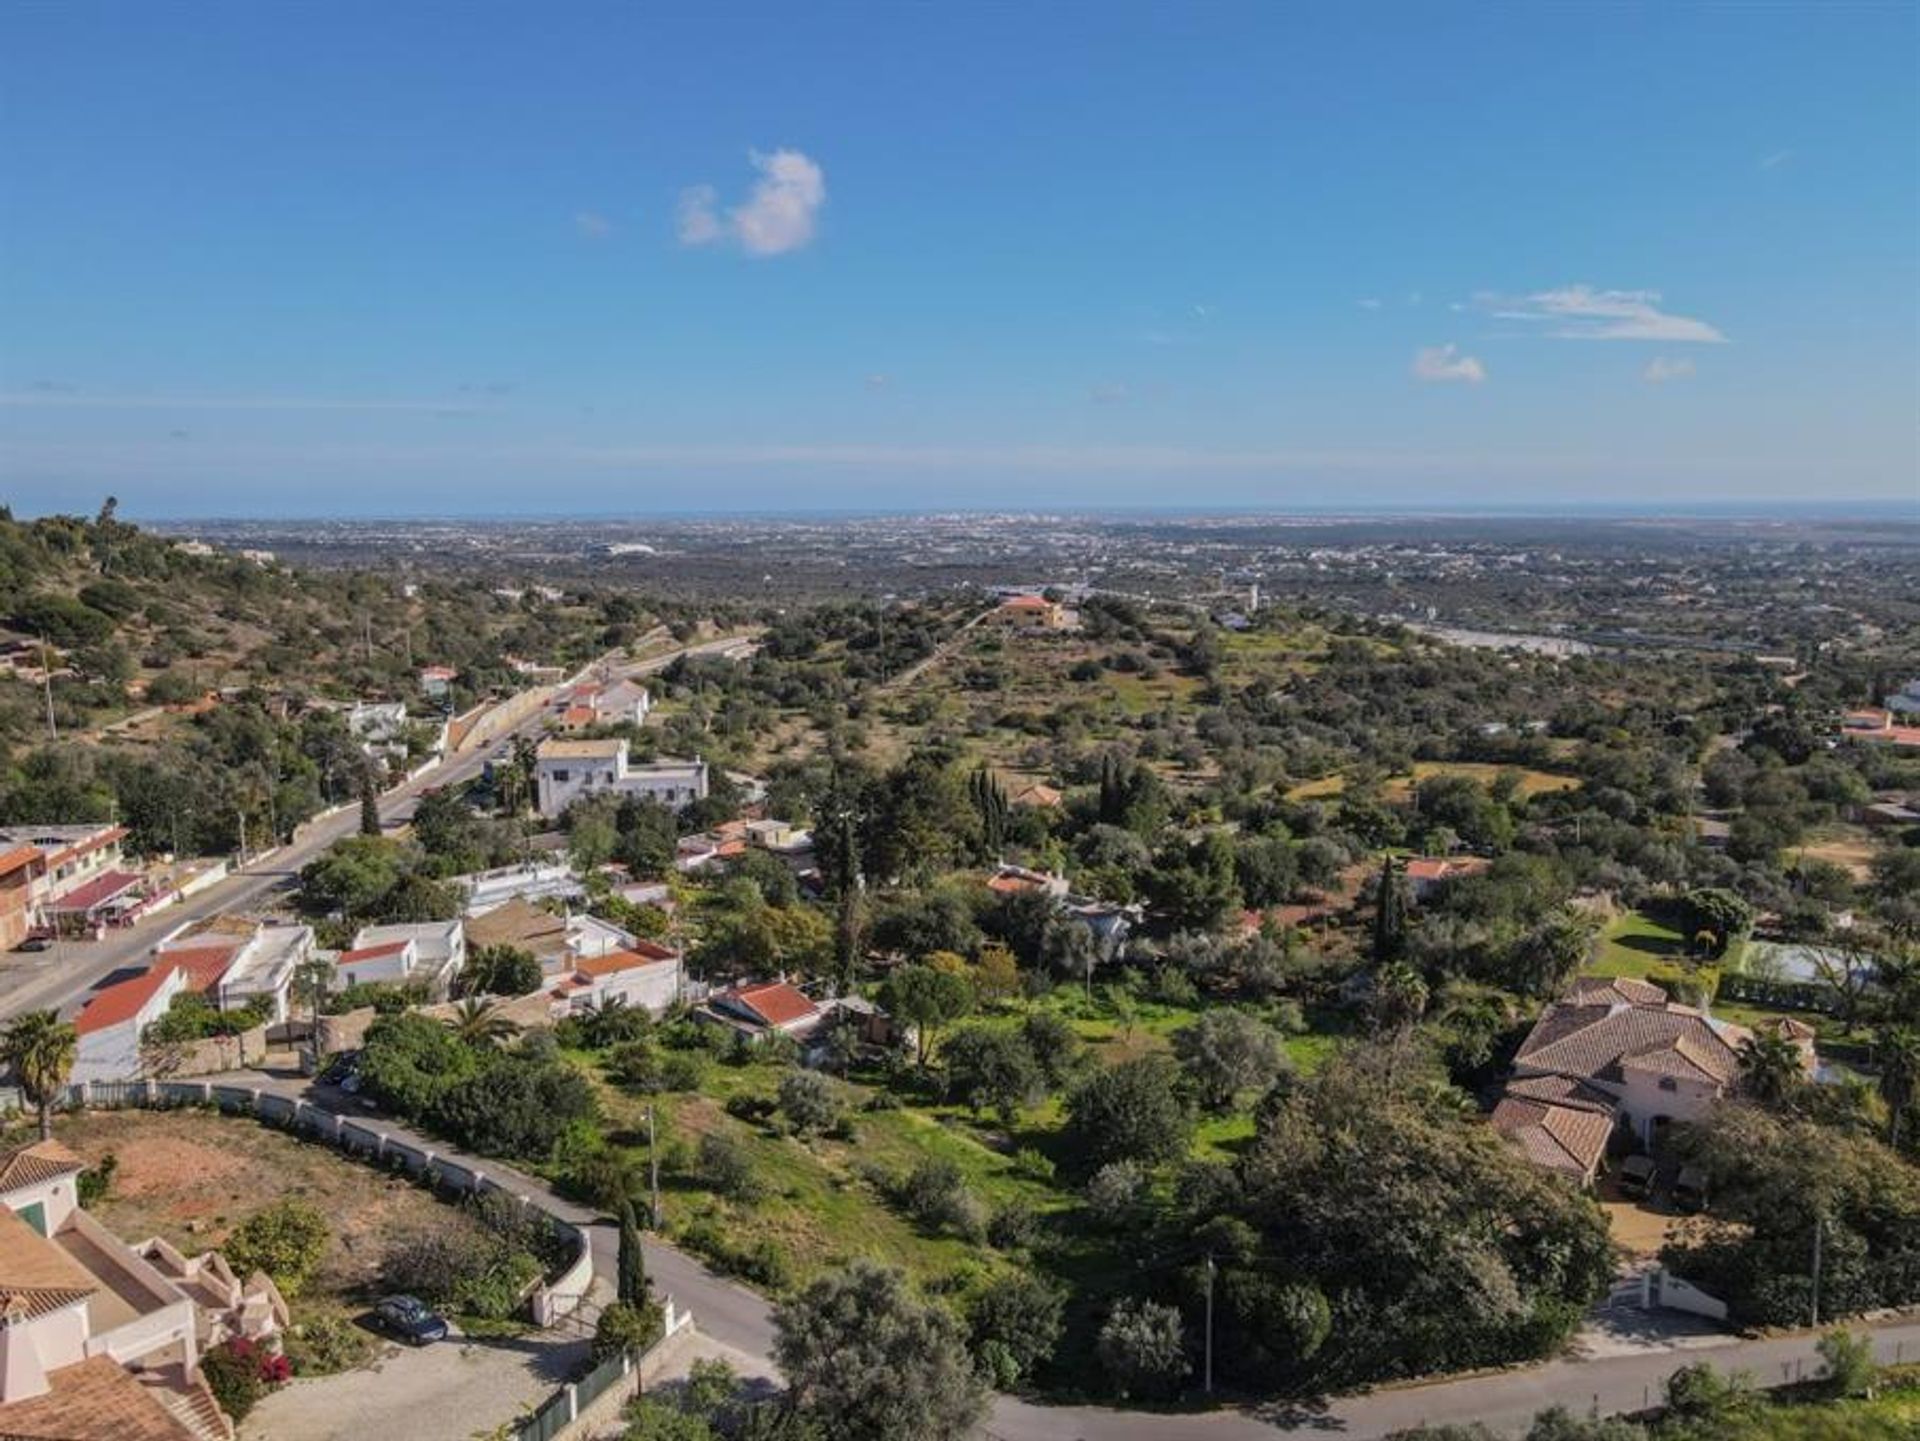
1490 975 1793 1183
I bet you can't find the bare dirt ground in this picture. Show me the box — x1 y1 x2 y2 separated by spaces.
50 1108 488 1301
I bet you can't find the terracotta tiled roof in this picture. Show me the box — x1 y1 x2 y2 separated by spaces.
1565 976 1670 1008
1491 1095 1613 1180
1515 991 1746 1089
73 967 177 1036
0 1204 98 1318
337 940 410 965
1500 1074 1619 1113
156 947 239 995
1000 595 1053 611
571 945 678 978
0 1139 85 1192
44 869 144 914
718 981 818 1029
0 845 42 880
1011 784 1063 808
1754 1015 1817 1043
0 1354 200 1440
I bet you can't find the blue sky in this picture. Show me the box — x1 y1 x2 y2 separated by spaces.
2 2 1915 517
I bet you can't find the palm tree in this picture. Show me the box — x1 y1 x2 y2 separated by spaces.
1877 1027 1920 1149
3 1010 78 1140
445 998 518 1050
1737 1031 1805 1108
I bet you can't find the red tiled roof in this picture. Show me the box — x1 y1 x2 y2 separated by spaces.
571 945 678 978
45 869 144 914
160 947 239 995
1001 595 1053 611
720 981 818 1029
73 966 179 1035
0 845 42 880
1565 976 1669 1008
338 940 410 965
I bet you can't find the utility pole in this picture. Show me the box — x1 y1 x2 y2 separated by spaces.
1810 1214 1824 1328
1203 1253 1216 1396
646 1105 662 1230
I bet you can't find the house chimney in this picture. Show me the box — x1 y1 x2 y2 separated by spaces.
0 1295 50 1403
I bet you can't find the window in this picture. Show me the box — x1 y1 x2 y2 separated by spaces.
1658 1077 1678 1092
552 769 571 783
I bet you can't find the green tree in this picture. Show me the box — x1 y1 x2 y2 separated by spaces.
2 1010 76 1141
881 964 974 1067
1064 1055 1193 1169
967 1273 1064 1386
940 1025 1043 1122
1877 1027 1920 1149
773 1261 987 1441
222 1198 330 1296
1736 1031 1805 1108
618 1198 650 1307
1172 1010 1287 1112
445 998 518 1050
1816 1328 1877 1399
1372 856 1406 964
593 1298 666 1362
460 944 543 999
359 761 382 837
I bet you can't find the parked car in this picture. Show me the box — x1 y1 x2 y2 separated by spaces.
319 1052 358 1086
1673 1166 1710 1213
1618 1154 1657 1201
373 1295 449 1346
11 936 52 953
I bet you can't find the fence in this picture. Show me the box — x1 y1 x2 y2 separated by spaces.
65 1079 592 1325
511 1299 689 1441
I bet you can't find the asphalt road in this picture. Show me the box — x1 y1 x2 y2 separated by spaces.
0 634 747 1026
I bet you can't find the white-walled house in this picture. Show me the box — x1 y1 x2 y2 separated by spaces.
548 942 684 1017
534 738 708 818
71 964 191 1084
342 919 465 999
0 1139 208 1440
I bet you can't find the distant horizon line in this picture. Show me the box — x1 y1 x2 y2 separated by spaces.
48 497 1920 526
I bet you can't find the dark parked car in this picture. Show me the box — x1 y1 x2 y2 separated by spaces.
1673 1166 1710 1213
1618 1154 1657 1201
373 1295 449 1346
12 936 52 953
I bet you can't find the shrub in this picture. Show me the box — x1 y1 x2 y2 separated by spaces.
1011 1147 1056 1183
592 1299 666 1361
698 1132 766 1202
969 1273 1064 1384
200 1338 288 1422
1085 1160 1147 1229
1817 1329 1877 1399
77 1152 117 1206
898 1158 983 1239
222 1199 330 1297
281 1308 376 1377
777 1070 842 1137
1096 1297 1189 1399
986 1201 1039 1252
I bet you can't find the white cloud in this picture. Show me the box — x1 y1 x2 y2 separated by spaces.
677 149 826 256
1412 344 1486 384
1486 284 1727 343
574 210 613 239
1643 356 1696 384
1758 148 1798 170
1358 297 1383 310
864 373 892 391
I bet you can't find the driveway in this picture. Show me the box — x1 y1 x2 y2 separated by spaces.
242 1321 593 1441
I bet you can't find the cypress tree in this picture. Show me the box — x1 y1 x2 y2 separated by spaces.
358 763 381 837
1372 856 1405 964
617 1197 648 1307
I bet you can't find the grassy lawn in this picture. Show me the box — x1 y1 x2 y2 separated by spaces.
1287 760 1580 805
1588 909 1694 979
1716 1370 1920 1439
